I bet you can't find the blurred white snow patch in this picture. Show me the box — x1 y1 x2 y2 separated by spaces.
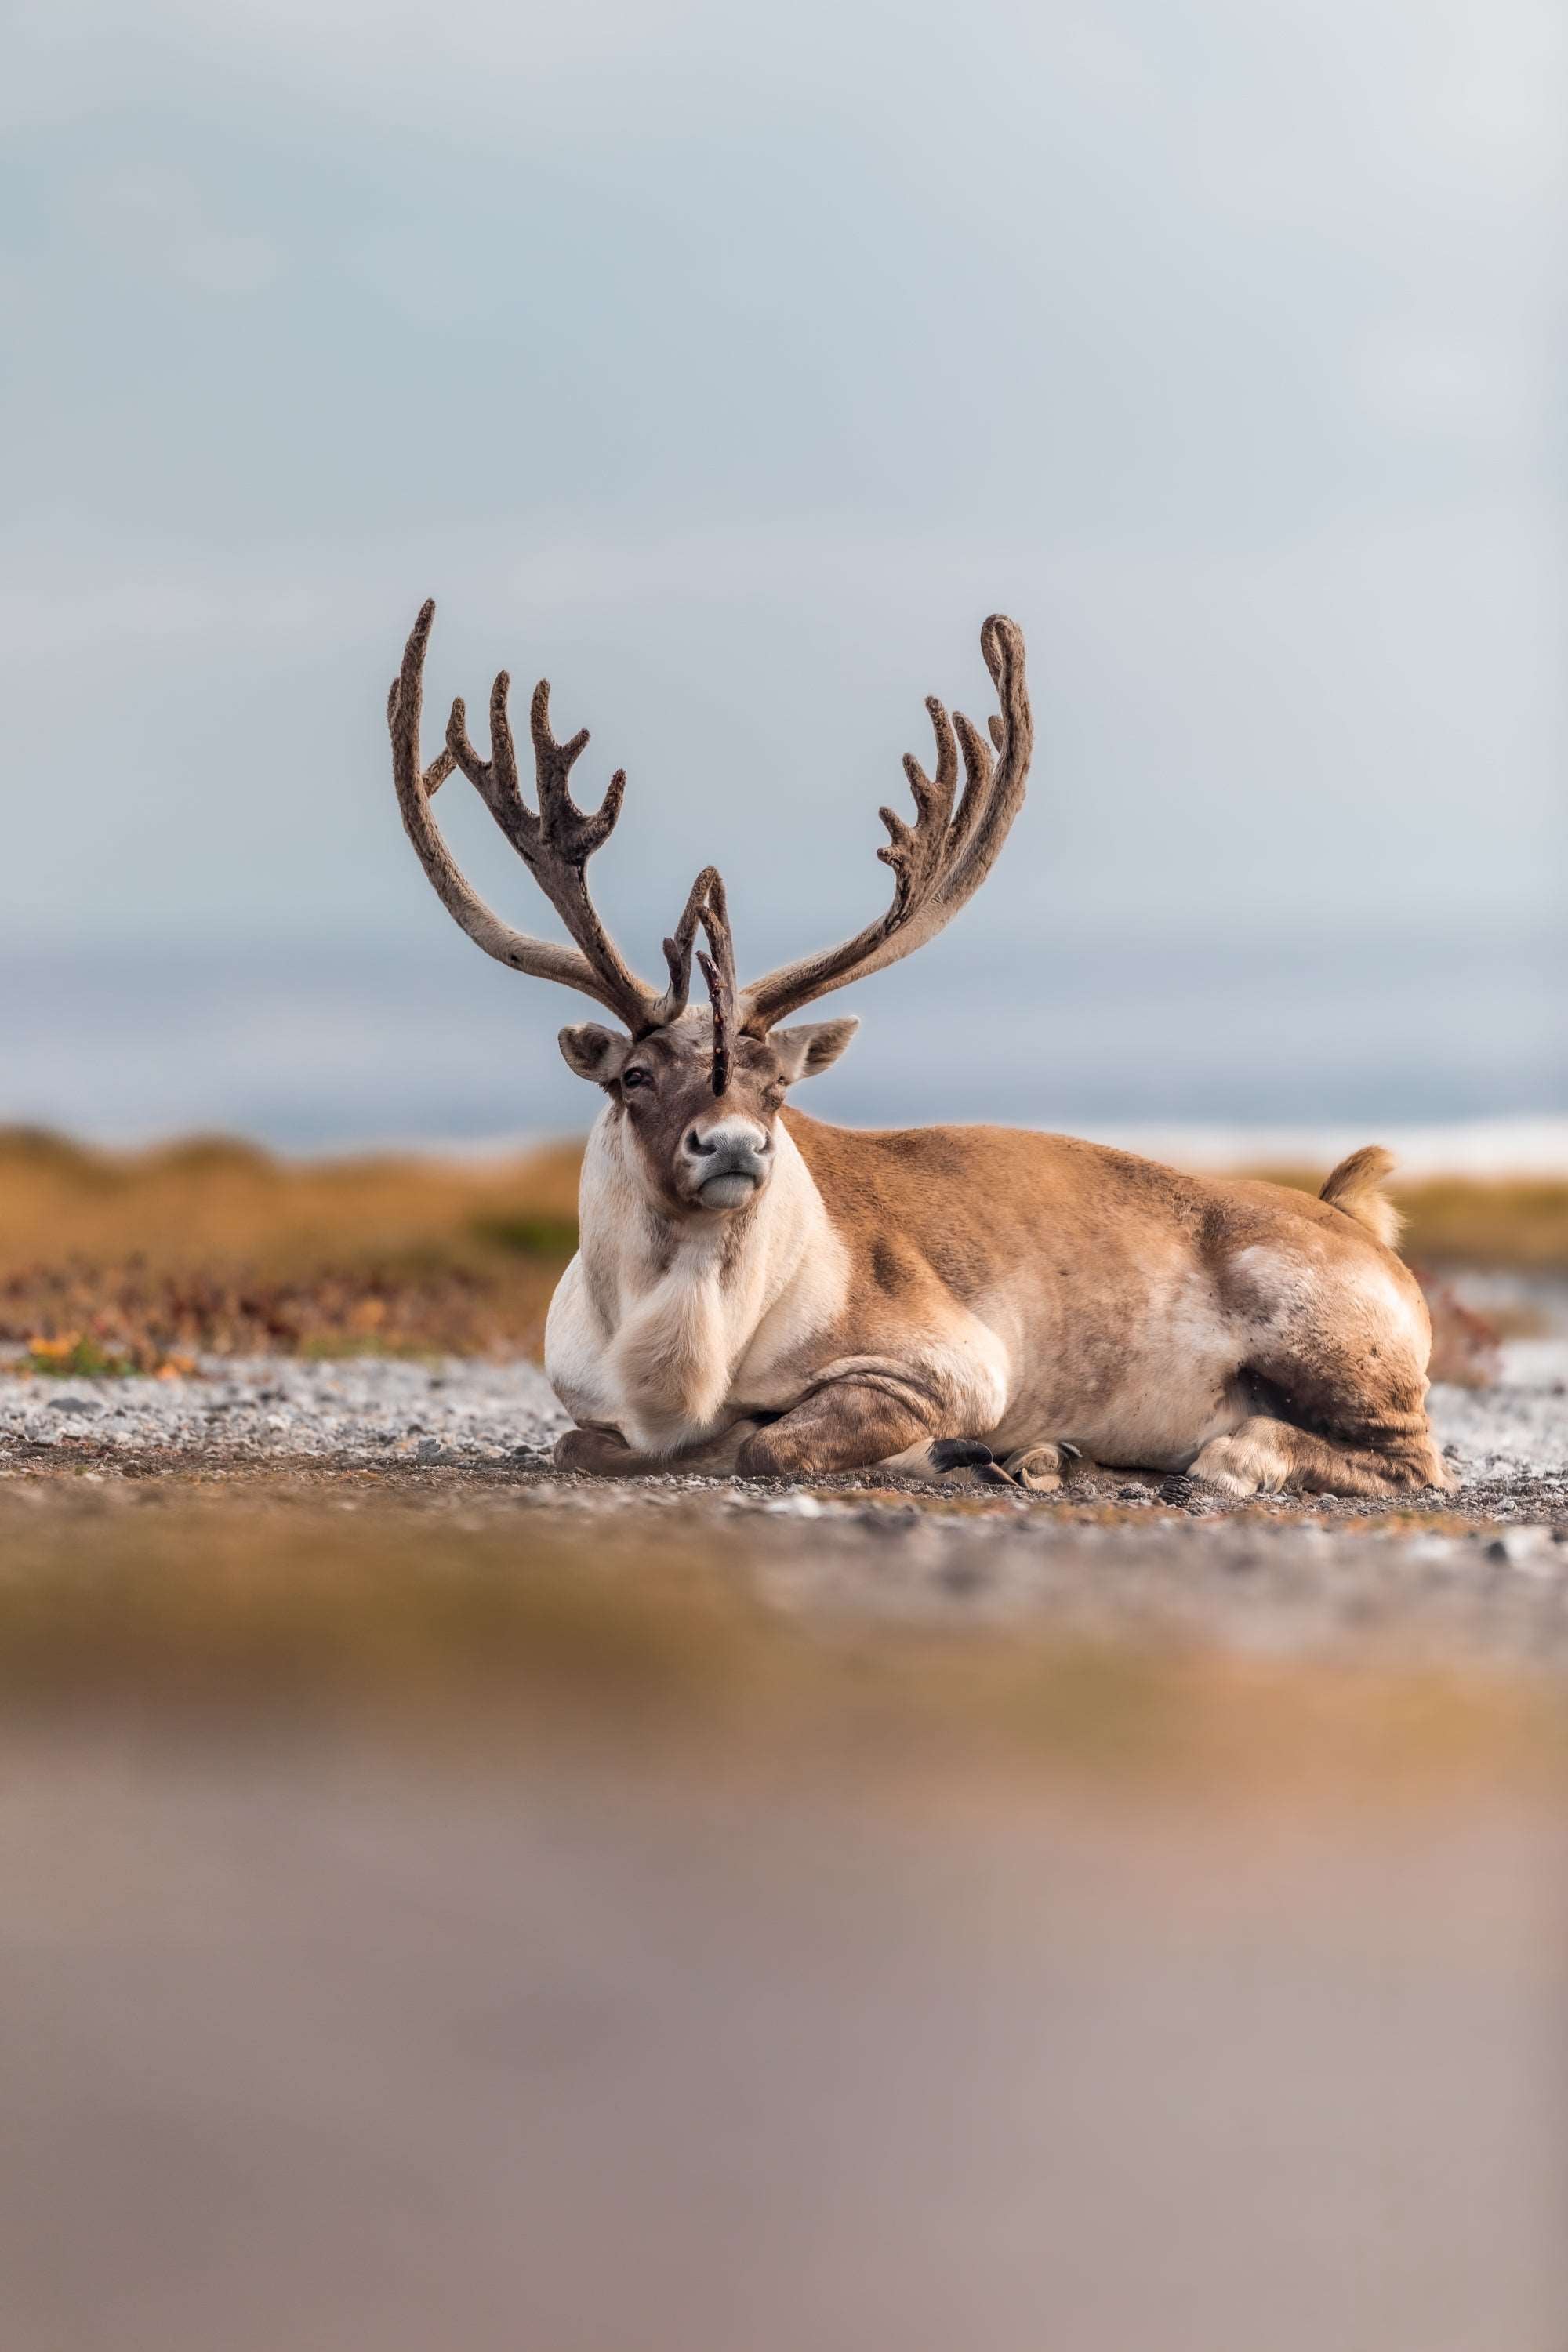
1088 1116 1568 1179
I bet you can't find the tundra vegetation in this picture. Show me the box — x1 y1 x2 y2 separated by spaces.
0 1126 1550 1385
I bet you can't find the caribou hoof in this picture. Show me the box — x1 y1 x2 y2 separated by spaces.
928 1438 997 1475
928 1437 1072 1494
554 1426 634 1475
927 1438 1021 1490
997 1442 1081 1494
929 1437 1086 1494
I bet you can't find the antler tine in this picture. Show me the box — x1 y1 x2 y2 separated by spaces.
879 695 958 915
736 613 1033 1032
387 667 458 796
695 872 739 1096
445 666 526 815
946 710 994 866
432 670 644 1003
389 601 658 1029
953 612 1032 891
648 865 718 1031
525 681 630 855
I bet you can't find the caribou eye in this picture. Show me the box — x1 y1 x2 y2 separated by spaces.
621 1067 651 1091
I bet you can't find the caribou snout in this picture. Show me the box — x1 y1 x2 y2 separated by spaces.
682 1116 771 1207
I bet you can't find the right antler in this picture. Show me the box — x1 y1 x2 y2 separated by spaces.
735 614 1032 1031
389 601 690 1033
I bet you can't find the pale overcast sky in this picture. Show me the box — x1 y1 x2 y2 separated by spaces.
2 0 1562 1140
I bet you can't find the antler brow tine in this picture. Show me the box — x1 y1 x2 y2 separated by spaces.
696 872 739 1096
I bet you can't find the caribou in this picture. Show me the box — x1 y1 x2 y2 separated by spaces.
388 601 1447 1499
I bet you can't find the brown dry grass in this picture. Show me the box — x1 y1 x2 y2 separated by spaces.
0 1128 583 1371
1248 1167 1568 1272
1 1128 1557 1376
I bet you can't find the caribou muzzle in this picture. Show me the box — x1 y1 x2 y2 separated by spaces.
682 1117 771 1208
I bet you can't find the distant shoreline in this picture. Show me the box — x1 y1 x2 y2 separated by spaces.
217 1112 1568 1181
8 1115 1566 1178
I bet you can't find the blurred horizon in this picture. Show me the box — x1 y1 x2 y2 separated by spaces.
4 907 1561 1155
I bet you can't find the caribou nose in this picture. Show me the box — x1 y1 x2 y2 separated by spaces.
686 1120 768 1160
684 1119 771 1186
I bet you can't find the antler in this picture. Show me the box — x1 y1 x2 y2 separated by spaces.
695 873 739 1096
736 615 1033 1032
653 865 718 1033
389 601 686 1033
390 603 1030 1055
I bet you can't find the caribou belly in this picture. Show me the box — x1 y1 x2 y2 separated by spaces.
996 1272 1247 1472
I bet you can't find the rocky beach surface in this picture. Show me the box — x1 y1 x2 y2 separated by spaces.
3 1339 1566 1667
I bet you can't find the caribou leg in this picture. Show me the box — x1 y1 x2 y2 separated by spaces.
735 1376 944 1481
1185 1416 1450 1499
929 1439 1081 1493
553 1421 767 1478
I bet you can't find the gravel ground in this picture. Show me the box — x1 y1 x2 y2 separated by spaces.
3 1342 1567 1665
0 1353 571 1469
2 1341 1565 1497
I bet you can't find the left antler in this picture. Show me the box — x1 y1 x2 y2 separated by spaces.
735 615 1033 1032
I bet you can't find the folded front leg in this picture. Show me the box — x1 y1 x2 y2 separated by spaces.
928 1438 1080 1493
735 1370 945 1479
554 1421 763 1477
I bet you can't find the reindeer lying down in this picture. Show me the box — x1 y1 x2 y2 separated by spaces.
389 601 1448 1501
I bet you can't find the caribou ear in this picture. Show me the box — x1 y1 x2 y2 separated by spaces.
771 1018 859 1085
558 1024 633 1084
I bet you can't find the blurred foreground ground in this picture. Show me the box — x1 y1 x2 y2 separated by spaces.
0 1415 1566 2347
2 1727 1563 2352
0 1486 1564 2350
2 1131 1566 2347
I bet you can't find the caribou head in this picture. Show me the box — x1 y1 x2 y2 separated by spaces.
388 601 1032 1219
